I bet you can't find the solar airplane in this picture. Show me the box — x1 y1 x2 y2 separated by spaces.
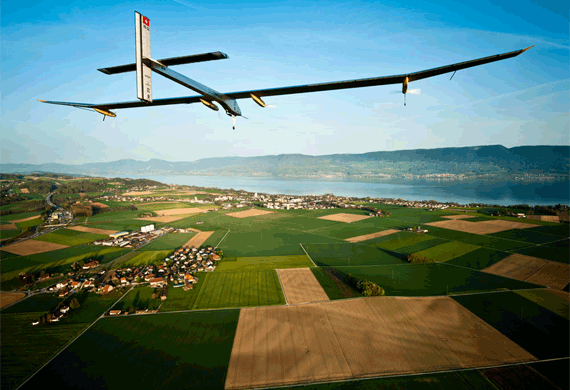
39 12 533 129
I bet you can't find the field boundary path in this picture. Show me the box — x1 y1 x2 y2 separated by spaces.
215 229 231 250
299 243 317 267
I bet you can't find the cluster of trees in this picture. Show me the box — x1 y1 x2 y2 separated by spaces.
346 273 385 296
93 205 137 215
406 254 436 264
361 206 391 216
19 180 56 194
71 205 93 217
38 298 81 325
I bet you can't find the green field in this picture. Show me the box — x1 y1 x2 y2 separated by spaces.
113 286 163 311
421 225 534 251
202 230 228 247
334 263 539 296
20 310 240 390
303 242 406 267
446 247 511 270
15 218 43 229
515 239 570 264
158 275 206 312
35 228 108 246
140 232 196 251
216 255 313 271
373 231 434 250
515 289 570 320
453 291 570 359
119 250 173 267
1 291 122 390
311 267 360 300
0 229 22 241
193 270 285 309
1 293 63 314
413 241 480 262
1 212 42 222
491 228 564 244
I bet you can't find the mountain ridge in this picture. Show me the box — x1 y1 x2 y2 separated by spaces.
2 145 568 179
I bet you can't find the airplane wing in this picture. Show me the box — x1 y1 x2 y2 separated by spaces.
38 46 533 112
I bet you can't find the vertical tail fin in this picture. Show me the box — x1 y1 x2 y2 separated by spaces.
135 11 152 102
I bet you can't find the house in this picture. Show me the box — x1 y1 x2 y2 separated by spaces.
120 277 128 285
56 280 69 289
109 310 121 316
83 260 99 269
82 280 94 289
149 277 166 287
101 285 114 294
58 289 69 298
144 274 155 282
60 306 70 313
69 281 81 289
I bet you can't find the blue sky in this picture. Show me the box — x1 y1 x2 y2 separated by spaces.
1 0 568 164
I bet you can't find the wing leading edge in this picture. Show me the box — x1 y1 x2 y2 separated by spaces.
38 46 533 112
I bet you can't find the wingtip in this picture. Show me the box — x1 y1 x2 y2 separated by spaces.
521 45 535 53
37 99 46 103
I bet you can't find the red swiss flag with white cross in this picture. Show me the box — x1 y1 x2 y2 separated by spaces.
143 16 149 26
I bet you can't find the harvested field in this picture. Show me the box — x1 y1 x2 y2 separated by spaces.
1 239 68 256
122 190 155 196
20 188 29 194
0 223 17 230
442 214 476 220
10 215 41 223
427 219 535 234
67 226 118 235
345 229 399 243
0 292 26 309
88 202 108 208
225 296 535 389
278 268 330 304
318 213 371 223
227 209 274 218
483 253 570 289
527 215 560 223
155 207 207 216
182 231 214 248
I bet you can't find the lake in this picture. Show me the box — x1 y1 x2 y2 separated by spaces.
107 174 569 206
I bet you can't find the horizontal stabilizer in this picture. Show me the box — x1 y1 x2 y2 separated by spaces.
98 51 229 75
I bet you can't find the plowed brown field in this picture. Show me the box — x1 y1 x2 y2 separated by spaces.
182 231 214 248
225 297 535 389
227 209 274 218
0 292 26 309
278 268 330 304
136 216 192 223
67 226 118 235
426 219 534 234
20 188 29 194
155 208 207 216
318 213 371 223
1 239 68 256
483 254 569 290
345 229 400 243
0 223 17 230
11 215 41 223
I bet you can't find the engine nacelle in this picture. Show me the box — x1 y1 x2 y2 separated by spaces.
199 98 219 111
250 93 266 108
402 76 409 94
